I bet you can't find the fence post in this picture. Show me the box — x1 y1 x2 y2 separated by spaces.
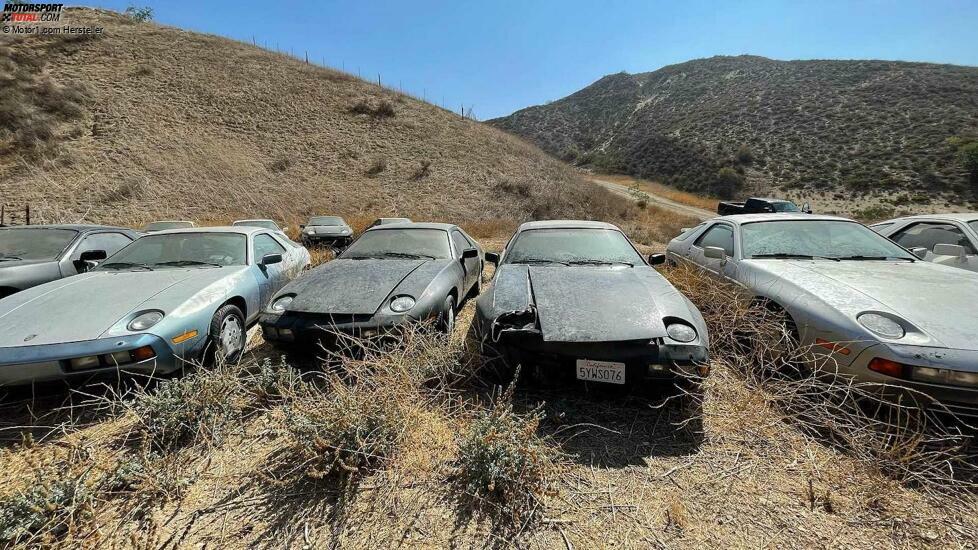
25 205 30 225
1 205 5 226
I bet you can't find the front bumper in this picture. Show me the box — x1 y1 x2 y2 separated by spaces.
487 330 709 384
843 343 978 415
260 311 417 347
301 234 351 246
0 333 182 387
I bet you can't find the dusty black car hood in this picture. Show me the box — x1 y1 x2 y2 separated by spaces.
489 264 684 343
283 258 449 315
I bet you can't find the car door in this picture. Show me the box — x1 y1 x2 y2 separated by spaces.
253 233 289 307
62 231 135 275
451 229 478 292
889 221 978 272
688 223 736 278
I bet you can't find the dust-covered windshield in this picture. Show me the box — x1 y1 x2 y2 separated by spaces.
0 228 77 261
771 201 800 212
98 233 247 270
743 220 916 261
970 220 978 235
504 228 643 266
340 228 451 259
309 216 345 226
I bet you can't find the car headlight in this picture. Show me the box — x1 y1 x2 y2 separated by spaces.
390 295 416 313
270 295 294 313
858 313 905 339
128 310 164 331
666 323 697 343
306 228 315 234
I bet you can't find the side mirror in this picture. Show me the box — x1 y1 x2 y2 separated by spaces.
933 243 967 260
461 247 479 259
485 252 500 265
802 202 812 214
260 253 283 266
910 247 929 260
703 246 727 261
79 250 108 262
648 253 666 266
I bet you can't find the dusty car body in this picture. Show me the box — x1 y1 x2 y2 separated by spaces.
871 213 978 273
300 215 354 247
0 224 140 299
0 227 309 387
261 222 483 346
667 213 978 415
143 220 195 232
474 221 709 387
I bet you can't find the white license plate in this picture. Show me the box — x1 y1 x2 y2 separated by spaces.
575 359 625 385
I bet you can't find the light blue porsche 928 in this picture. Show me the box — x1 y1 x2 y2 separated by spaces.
0 226 309 387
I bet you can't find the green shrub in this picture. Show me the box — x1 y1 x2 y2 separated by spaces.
124 6 153 22
0 466 95 545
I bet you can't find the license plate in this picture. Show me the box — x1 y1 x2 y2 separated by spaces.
576 359 625 385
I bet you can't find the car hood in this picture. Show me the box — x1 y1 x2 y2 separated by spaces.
489 264 693 343
0 268 241 347
283 259 446 314
747 260 978 350
308 226 350 234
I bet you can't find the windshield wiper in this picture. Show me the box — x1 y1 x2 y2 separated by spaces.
99 262 154 271
567 260 634 267
836 255 915 262
0 255 23 261
381 252 436 260
154 260 223 268
510 258 570 266
750 253 840 262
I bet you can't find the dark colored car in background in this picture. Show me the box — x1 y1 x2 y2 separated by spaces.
367 217 412 228
142 220 196 232
0 224 141 299
261 222 483 347
300 216 354 247
717 197 811 216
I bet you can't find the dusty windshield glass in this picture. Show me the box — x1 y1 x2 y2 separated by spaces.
98 233 247 269
340 229 450 259
504 228 643 266
742 220 916 260
970 220 978 235
771 201 799 212
0 228 77 261
310 216 344 226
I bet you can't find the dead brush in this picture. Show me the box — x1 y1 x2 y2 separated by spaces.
454 380 560 524
0 460 97 546
665 264 978 496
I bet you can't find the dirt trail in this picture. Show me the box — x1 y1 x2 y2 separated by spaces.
590 177 715 220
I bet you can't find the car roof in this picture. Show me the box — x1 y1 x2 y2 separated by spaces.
884 213 978 223
150 226 267 236
716 213 852 224
517 220 621 231
365 222 454 231
0 224 128 232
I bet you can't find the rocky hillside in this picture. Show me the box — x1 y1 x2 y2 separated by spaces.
0 8 621 227
489 55 978 209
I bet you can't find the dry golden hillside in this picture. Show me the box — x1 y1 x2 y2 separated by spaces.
0 8 622 227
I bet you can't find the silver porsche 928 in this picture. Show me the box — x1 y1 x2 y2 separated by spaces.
666 213 978 415
0 227 310 387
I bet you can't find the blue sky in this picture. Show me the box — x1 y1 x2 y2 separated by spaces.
85 0 978 119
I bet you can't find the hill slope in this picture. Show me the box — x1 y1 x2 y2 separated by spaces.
489 55 978 209
0 8 618 227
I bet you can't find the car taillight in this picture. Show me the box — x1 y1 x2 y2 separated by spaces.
868 358 907 379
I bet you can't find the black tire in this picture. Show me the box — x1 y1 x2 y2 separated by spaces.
208 304 246 365
437 295 456 334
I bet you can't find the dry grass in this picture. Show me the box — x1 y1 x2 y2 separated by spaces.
592 173 720 212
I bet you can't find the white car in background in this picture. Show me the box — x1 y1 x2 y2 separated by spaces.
871 213 978 273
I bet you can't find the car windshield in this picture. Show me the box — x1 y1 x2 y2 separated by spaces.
97 233 247 270
144 221 193 231
504 228 643 266
0 228 78 261
742 220 916 260
340 228 450 259
771 201 800 213
310 216 344 226
233 220 279 230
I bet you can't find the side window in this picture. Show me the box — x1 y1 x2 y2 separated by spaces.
74 232 133 259
694 224 735 257
254 234 286 261
676 223 705 241
450 231 471 256
892 223 976 254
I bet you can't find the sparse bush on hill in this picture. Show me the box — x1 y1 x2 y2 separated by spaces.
124 6 153 22
949 136 978 186
715 166 744 199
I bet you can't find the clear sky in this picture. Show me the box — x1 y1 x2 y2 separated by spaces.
85 0 978 120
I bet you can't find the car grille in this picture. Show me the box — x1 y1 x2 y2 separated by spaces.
291 312 373 326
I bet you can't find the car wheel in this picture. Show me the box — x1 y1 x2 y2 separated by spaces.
210 304 246 364
437 295 456 334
